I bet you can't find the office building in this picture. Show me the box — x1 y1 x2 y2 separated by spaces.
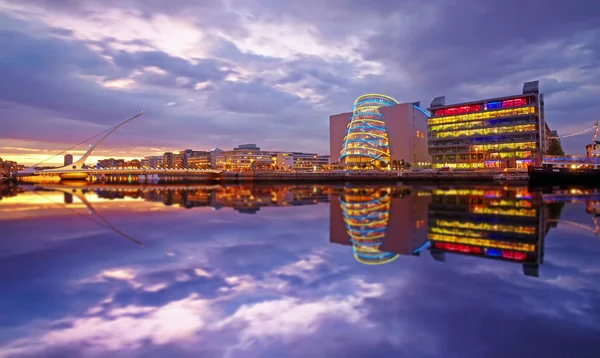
209 148 224 169
284 152 329 171
0 158 18 176
162 152 174 169
330 94 430 169
97 158 125 168
141 156 162 169
186 151 211 169
214 144 329 171
64 154 73 167
427 81 547 169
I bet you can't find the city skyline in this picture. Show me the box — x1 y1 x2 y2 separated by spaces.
1 0 599 165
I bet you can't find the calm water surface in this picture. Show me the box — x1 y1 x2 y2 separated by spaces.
0 183 599 358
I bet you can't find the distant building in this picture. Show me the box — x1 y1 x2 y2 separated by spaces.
427 81 547 169
64 154 73 166
214 144 329 171
162 152 174 169
209 148 224 169
0 158 18 176
186 151 211 169
97 158 125 168
141 156 162 169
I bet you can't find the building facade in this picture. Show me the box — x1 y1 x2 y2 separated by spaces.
141 156 162 169
162 152 174 169
427 81 547 169
330 94 430 169
186 151 211 169
0 158 18 176
214 144 329 171
64 154 73 166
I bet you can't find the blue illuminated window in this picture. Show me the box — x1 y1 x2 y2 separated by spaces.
486 101 501 110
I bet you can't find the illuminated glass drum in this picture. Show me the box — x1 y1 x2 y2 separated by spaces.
340 94 399 169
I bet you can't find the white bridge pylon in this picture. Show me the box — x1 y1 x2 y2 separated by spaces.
50 111 144 172
22 112 144 174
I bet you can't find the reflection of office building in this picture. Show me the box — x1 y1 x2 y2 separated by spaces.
329 94 430 169
330 186 430 264
427 187 548 277
427 81 547 169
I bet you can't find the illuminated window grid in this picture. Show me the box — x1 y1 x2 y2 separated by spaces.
429 117 535 132
432 189 486 196
427 106 536 125
429 225 533 242
432 219 537 235
485 199 533 208
429 143 537 157
471 205 536 217
429 124 537 139
428 233 536 252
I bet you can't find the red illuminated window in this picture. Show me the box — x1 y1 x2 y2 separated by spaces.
501 98 527 108
501 251 527 261
434 104 481 116
434 242 481 254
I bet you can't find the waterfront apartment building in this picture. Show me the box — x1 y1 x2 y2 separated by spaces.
141 156 162 169
0 158 18 176
427 81 547 169
186 151 211 169
330 94 430 169
97 158 125 168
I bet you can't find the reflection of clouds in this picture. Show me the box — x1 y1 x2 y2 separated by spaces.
2 188 600 357
0 254 385 357
2 294 215 356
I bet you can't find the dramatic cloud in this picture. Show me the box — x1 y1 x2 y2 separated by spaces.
0 0 598 164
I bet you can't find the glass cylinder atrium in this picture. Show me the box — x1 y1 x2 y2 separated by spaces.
340 94 399 169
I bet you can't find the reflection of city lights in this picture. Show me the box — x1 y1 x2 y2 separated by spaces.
340 187 398 265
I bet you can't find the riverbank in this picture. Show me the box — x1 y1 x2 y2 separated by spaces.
13 169 509 184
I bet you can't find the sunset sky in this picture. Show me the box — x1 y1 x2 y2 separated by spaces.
1 0 599 165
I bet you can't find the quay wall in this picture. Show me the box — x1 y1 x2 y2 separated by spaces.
15 170 501 184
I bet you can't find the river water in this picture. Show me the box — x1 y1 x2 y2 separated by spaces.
0 183 599 358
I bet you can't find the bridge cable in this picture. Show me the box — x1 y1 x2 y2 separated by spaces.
32 126 113 168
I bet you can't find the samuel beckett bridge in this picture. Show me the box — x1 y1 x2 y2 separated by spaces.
14 112 221 183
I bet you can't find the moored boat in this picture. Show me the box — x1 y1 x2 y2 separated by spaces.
528 156 600 185
493 169 529 183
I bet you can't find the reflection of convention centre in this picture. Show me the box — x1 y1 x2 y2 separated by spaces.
329 81 551 169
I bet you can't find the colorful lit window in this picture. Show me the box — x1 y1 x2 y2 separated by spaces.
434 104 481 116
502 98 527 108
486 101 501 110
